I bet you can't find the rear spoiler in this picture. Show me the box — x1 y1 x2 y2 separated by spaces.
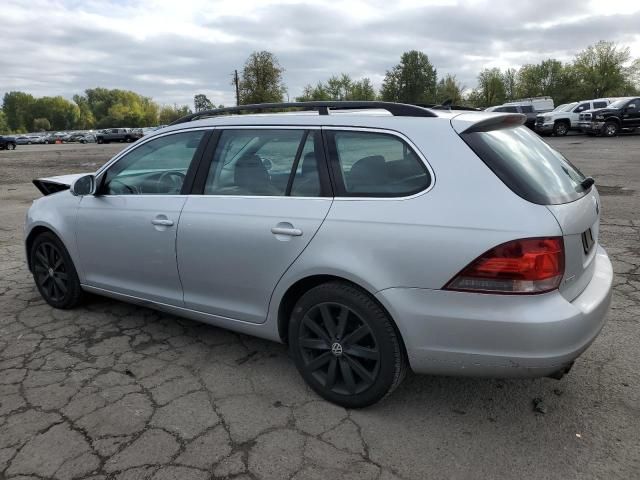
451 113 526 134
33 173 89 196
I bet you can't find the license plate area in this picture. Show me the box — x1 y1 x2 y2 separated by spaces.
581 228 595 255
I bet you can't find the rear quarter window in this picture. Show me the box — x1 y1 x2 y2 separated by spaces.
461 126 587 205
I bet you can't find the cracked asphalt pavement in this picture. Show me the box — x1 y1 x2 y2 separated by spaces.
0 137 639 479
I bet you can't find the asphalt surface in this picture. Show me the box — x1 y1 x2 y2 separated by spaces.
0 136 638 480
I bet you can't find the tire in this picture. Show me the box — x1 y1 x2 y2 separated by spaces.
97 138 103 144
289 281 407 408
553 121 569 136
125 136 132 143
30 232 83 309
603 121 619 137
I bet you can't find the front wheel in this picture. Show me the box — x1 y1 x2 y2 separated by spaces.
289 282 407 408
553 122 569 136
603 121 619 137
30 232 83 309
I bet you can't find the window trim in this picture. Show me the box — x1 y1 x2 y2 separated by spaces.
322 126 435 200
95 128 212 196
190 126 333 199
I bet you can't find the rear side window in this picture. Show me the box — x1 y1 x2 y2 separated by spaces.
593 101 607 108
461 126 587 205
520 105 533 113
326 130 430 197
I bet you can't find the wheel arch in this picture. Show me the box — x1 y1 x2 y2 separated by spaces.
276 274 408 358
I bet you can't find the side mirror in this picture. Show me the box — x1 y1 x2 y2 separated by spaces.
628 104 636 110
70 174 96 196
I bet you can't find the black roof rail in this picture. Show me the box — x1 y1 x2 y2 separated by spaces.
169 101 437 125
414 103 481 112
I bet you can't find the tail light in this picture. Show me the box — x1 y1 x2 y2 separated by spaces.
445 237 564 294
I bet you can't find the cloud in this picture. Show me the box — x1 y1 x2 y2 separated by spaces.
0 0 639 107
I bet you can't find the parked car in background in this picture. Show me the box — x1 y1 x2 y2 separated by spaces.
486 97 554 130
26 101 613 407
579 97 640 137
485 104 537 129
535 99 614 136
15 136 32 145
0 135 17 150
46 132 71 144
79 134 96 144
96 128 142 144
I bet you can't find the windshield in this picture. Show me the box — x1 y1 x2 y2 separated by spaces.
461 126 588 205
560 102 577 112
609 98 633 109
552 104 567 111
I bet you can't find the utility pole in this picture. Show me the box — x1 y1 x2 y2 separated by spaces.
234 70 240 106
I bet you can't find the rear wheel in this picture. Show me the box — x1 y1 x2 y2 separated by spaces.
553 121 569 136
603 121 619 137
30 232 83 309
289 282 407 408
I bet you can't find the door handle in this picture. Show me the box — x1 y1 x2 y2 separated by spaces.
271 226 303 236
152 218 174 227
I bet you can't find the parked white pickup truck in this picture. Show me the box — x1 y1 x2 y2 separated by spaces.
535 98 613 136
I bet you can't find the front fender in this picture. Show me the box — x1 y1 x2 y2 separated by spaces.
25 192 83 280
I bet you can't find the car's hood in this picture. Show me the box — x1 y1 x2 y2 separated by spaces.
586 107 619 116
33 173 89 196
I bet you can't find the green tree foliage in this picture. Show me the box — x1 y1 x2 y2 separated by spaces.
33 118 51 131
194 94 214 112
503 68 517 102
75 88 159 128
2 91 36 132
475 68 507 107
158 104 192 124
73 94 95 129
0 110 9 134
239 51 286 104
30 96 79 130
435 74 464 104
380 50 437 103
516 59 574 104
296 74 376 101
573 41 631 98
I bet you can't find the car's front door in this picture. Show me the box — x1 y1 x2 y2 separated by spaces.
177 127 333 323
76 129 208 305
624 98 640 128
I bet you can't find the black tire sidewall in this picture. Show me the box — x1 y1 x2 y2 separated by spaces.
31 232 83 309
604 122 619 137
554 122 568 136
289 282 403 408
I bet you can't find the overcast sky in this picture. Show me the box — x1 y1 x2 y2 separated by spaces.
1 0 639 107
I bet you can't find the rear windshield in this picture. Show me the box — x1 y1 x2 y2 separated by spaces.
462 126 588 205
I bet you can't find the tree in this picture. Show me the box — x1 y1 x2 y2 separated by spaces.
380 50 437 103
239 51 286 104
515 60 573 103
503 68 517 102
572 41 631 98
349 78 376 100
73 94 95 129
158 104 192 124
297 74 376 101
194 94 214 112
435 74 464 104
30 96 79 130
0 111 8 133
2 91 36 132
475 68 507 107
76 88 159 128
33 118 51 131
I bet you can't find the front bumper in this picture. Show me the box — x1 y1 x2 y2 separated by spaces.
580 121 604 134
535 123 554 134
376 245 613 377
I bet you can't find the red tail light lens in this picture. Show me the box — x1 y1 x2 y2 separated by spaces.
445 237 564 294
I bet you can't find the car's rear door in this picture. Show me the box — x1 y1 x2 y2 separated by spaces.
76 129 209 306
177 127 333 324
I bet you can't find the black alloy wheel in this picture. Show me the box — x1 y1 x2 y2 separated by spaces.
299 302 380 396
289 282 407 408
553 122 569 136
603 121 619 137
31 233 83 309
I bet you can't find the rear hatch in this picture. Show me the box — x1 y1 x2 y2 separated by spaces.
452 113 599 301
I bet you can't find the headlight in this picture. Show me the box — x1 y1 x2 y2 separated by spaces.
543 116 552 122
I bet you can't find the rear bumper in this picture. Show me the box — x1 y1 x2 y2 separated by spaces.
376 245 613 377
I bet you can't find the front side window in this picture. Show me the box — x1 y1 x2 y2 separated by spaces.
204 129 322 196
327 130 430 197
102 130 204 195
575 103 590 113
593 101 607 109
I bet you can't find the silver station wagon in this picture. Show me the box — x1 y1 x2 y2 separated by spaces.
26 101 613 407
